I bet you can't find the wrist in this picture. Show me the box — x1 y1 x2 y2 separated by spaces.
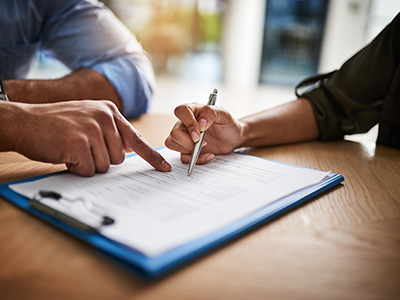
237 120 251 148
237 114 270 148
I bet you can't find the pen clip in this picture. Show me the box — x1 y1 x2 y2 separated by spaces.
208 88 218 105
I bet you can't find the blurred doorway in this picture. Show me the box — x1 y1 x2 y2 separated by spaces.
259 0 329 85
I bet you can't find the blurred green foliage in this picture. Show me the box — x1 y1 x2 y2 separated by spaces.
200 13 221 44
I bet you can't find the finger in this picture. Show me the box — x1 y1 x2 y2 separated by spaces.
114 114 171 172
86 123 111 173
165 121 195 152
174 104 201 142
103 120 126 165
67 162 94 177
130 128 171 172
195 105 218 131
175 104 218 142
165 136 188 153
91 141 111 173
66 144 96 176
180 152 215 164
165 133 208 154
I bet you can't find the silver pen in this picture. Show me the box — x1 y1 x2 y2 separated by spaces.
187 88 218 176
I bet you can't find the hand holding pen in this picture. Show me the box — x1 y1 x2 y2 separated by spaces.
165 89 244 171
187 89 218 175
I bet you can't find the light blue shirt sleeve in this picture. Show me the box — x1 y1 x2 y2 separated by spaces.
40 0 155 118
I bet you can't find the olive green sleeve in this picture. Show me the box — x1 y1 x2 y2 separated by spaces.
301 12 400 141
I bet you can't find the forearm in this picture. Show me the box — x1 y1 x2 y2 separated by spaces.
239 98 320 147
0 102 24 152
3 69 122 110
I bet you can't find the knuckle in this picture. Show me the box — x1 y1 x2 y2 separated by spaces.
186 123 197 133
66 134 90 152
174 105 186 116
133 130 146 146
97 110 114 124
85 121 102 136
202 105 217 119
169 130 182 143
148 149 161 163
203 105 213 113
89 102 114 121
174 104 194 117
164 137 172 148
104 100 119 112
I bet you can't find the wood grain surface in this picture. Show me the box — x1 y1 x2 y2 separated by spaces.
0 114 399 300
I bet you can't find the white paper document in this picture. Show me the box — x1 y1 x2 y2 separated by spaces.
10 148 330 257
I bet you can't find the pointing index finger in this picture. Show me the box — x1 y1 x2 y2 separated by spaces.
114 112 171 172
129 127 171 172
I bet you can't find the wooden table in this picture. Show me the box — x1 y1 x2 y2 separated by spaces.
1 114 399 300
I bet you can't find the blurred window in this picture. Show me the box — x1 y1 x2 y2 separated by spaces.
259 0 329 85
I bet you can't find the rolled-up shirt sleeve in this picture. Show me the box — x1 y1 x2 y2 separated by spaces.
40 0 155 118
91 54 154 118
302 12 400 141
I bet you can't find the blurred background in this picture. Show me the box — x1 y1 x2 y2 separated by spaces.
29 0 400 119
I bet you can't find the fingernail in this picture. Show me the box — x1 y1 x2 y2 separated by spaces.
191 131 199 142
199 118 207 131
205 153 214 161
162 160 172 171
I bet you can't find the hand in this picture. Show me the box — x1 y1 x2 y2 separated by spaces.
9 100 171 176
165 103 244 164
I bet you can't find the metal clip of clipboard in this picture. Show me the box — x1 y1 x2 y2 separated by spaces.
30 190 115 233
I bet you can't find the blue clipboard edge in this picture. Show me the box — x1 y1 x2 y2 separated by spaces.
0 149 344 280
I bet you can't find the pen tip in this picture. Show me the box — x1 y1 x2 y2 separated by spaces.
187 165 193 176
213 88 218 94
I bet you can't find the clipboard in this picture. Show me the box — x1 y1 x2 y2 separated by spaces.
30 190 115 233
0 150 344 279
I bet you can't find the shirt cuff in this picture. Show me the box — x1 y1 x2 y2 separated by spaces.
303 88 346 141
91 56 154 119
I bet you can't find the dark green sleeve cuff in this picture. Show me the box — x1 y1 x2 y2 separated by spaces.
302 87 347 141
